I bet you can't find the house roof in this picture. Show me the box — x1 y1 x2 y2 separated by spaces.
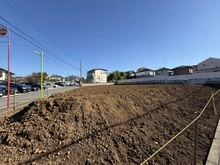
87 68 107 72
155 67 170 71
49 74 63 78
136 68 154 73
197 57 220 65
0 67 15 75
125 70 135 74
171 65 196 70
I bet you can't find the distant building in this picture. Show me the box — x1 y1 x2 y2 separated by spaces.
155 67 173 76
197 57 220 73
87 68 108 83
172 65 195 75
0 67 14 81
135 68 155 78
125 70 135 79
48 74 63 81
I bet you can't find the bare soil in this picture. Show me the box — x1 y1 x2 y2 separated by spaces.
0 84 219 165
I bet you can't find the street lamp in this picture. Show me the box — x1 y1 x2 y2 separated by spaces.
34 51 44 98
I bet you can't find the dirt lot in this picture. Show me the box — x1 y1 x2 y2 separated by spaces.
0 84 219 165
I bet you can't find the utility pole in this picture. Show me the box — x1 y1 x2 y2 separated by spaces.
34 51 44 98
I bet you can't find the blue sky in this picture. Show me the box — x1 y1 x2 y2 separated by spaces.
0 0 220 78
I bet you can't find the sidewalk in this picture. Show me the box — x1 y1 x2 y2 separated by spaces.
206 119 220 165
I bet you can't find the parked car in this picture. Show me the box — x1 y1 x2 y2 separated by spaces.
10 83 29 93
35 82 48 89
0 84 18 94
0 89 4 97
23 82 47 90
22 83 40 91
0 85 7 95
55 82 65 87
45 83 58 88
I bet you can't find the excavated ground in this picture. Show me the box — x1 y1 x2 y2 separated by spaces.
0 84 219 165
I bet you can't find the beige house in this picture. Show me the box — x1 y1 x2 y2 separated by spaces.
87 68 108 83
0 68 14 81
197 57 220 73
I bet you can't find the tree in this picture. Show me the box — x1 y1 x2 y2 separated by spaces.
107 70 126 82
23 72 48 82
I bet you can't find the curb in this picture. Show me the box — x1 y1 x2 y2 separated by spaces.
206 119 220 165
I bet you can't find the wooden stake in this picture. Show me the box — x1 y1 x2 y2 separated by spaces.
13 91 16 110
212 92 217 116
194 119 198 165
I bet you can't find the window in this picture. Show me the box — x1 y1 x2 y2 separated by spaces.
211 61 214 66
0 71 2 78
202 64 205 66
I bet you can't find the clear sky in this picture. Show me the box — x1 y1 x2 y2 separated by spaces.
0 0 220 78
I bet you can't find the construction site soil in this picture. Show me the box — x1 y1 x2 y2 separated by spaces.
0 84 219 165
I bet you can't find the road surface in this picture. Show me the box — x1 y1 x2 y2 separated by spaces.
0 86 80 114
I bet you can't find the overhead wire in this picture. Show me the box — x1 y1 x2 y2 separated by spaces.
6 41 66 68
10 29 79 69
7 0 79 64
0 16 80 70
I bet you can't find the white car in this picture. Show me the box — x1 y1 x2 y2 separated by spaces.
45 83 58 88
53 84 59 88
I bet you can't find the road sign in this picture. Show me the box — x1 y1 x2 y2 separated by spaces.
0 27 7 36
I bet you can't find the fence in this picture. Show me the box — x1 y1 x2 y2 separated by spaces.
117 72 220 85
140 89 220 165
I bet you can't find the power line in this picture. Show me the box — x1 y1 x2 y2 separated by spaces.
0 16 80 70
10 29 80 70
6 0 79 64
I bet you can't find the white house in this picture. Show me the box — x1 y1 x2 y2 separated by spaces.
87 68 108 83
155 67 173 76
197 57 220 73
0 68 14 81
48 74 63 81
135 68 155 78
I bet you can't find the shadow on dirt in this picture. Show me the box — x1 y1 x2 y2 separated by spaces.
9 102 35 123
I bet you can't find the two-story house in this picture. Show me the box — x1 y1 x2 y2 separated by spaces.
172 65 196 75
87 68 108 83
196 57 220 73
135 68 155 78
0 67 14 81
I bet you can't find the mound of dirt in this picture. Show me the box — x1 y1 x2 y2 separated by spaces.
0 84 219 165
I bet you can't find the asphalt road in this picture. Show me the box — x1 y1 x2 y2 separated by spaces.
0 86 80 114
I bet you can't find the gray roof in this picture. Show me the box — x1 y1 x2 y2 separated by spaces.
172 65 196 70
87 68 108 73
155 67 170 71
136 68 154 73
0 67 15 75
